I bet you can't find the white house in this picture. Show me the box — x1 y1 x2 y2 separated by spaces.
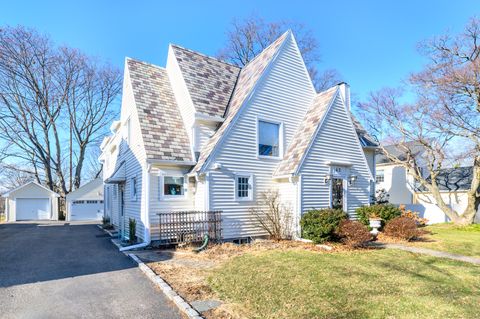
376 143 479 223
66 178 104 221
100 31 378 244
2 181 60 222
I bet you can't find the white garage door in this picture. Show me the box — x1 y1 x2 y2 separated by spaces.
16 198 51 220
70 200 103 221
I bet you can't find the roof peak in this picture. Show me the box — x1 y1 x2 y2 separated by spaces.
125 57 164 70
170 44 240 68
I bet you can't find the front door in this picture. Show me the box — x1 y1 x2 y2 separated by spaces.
331 178 344 210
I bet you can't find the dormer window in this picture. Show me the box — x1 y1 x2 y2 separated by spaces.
258 120 282 158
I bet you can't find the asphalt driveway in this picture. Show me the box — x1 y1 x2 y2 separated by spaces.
0 221 182 319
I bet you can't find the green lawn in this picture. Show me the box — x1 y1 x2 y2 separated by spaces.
209 249 480 319
412 223 480 258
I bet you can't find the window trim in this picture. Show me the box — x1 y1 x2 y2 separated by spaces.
234 172 254 201
160 175 187 201
256 118 284 160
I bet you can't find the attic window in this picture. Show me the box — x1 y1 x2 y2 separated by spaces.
258 120 282 158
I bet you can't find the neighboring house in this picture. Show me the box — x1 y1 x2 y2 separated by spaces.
414 166 479 223
376 142 427 204
66 178 104 221
376 143 479 223
2 181 60 222
100 31 378 243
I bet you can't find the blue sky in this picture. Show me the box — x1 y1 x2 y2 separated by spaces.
1 0 476 104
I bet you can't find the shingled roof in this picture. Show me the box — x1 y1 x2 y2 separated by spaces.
376 141 426 165
191 31 290 173
351 115 379 148
274 86 339 176
127 58 192 162
171 45 241 118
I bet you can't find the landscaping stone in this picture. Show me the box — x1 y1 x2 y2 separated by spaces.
315 244 333 251
191 300 223 313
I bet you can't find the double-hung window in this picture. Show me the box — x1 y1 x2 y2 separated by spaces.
376 170 385 184
258 120 281 158
130 176 137 201
163 176 185 197
235 173 253 201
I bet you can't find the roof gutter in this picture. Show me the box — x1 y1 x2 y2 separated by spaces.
146 159 197 166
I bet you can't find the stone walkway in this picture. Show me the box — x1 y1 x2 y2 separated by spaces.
371 242 480 265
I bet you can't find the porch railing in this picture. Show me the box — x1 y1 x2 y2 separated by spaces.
157 210 222 245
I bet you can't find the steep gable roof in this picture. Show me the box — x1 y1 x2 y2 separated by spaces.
127 58 192 162
171 45 241 118
191 31 290 173
2 181 60 197
351 115 379 148
274 86 339 176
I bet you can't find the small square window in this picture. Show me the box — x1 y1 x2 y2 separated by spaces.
258 120 281 157
164 176 184 196
376 170 385 183
235 174 253 200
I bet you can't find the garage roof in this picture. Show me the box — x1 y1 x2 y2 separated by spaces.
2 181 60 198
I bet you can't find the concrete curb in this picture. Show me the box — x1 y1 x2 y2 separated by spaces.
96 224 118 238
110 239 123 250
128 253 203 319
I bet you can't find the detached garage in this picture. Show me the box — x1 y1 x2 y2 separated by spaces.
2 182 60 222
66 178 104 221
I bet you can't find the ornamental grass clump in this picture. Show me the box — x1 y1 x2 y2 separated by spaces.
129 218 137 244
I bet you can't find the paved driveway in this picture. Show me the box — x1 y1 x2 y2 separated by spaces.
0 221 182 319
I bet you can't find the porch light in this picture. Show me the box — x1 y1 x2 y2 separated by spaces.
323 174 332 184
348 175 357 186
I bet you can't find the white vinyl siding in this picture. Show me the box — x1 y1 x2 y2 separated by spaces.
193 121 217 154
206 34 316 239
299 94 372 217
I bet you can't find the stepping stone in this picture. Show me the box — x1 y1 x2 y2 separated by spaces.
190 299 222 312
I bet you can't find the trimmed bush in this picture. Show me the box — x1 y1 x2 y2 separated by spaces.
336 220 372 248
384 217 420 241
355 204 402 227
300 209 347 244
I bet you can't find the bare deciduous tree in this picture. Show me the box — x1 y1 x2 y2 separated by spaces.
0 26 121 195
360 18 480 225
218 15 342 91
249 190 293 240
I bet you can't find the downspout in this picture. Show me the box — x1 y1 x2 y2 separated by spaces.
120 164 152 251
